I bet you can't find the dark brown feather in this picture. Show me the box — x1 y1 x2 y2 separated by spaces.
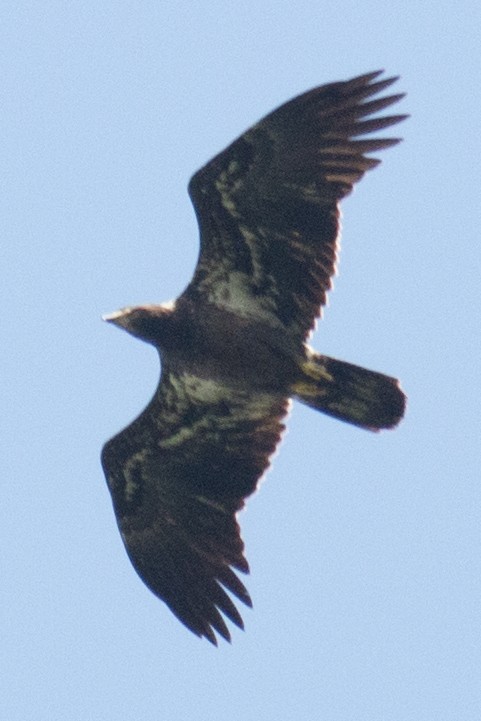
102 71 407 644
186 70 406 341
102 369 289 643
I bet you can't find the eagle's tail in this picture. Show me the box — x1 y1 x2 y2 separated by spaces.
292 352 406 431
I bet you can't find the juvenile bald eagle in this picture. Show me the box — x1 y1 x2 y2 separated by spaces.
102 70 407 645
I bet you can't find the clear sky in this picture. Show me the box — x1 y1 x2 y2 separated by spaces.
2 2 481 719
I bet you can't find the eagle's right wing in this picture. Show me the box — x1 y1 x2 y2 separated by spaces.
101 368 289 645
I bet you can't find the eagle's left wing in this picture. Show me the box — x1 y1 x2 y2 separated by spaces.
185 70 406 342
101 368 289 645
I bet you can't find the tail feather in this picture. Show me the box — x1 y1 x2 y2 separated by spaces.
293 353 406 431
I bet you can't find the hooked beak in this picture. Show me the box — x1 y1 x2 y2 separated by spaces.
102 309 123 323
102 309 131 329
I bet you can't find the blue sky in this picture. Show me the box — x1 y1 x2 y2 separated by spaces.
2 2 481 719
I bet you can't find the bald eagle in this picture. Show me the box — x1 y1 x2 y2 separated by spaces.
102 70 407 645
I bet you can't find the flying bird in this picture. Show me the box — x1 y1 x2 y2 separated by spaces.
102 70 407 645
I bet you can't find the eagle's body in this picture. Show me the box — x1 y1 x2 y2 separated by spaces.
110 301 302 389
102 71 407 645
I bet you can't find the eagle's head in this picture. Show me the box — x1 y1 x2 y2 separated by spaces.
103 303 176 346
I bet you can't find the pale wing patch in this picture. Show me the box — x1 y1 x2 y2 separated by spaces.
122 451 146 502
210 158 285 321
166 372 285 413
159 373 287 449
214 160 243 217
198 269 279 320
175 373 284 412
196 222 281 321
